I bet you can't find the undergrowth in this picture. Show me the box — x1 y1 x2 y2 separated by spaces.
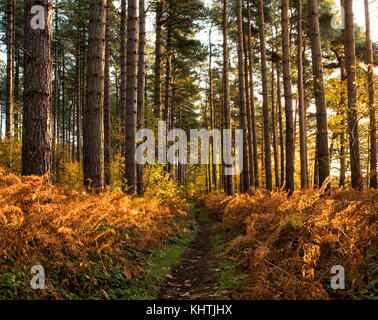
198 184 378 300
0 168 191 299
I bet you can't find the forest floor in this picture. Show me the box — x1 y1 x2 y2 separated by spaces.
158 203 248 300
158 211 216 299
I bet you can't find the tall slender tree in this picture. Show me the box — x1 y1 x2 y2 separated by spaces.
104 0 111 185
243 22 254 189
209 23 218 190
258 0 272 191
247 0 259 189
22 0 53 176
223 0 233 195
297 0 308 189
364 0 376 189
125 0 138 194
307 0 330 189
281 0 294 194
120 0 127 156
83 0 106 188
6 0 14 138
76 32 82 168
154 1 163 119
137 0 146 195
236 0 249 193
341 0 362 190
271 58 279 189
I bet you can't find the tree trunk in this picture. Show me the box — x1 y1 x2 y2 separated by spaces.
243 22 254 189
297 0 308 189
137 0 146 195
104 1 111 185
6 0 14 138
120 0 127 157
154 1 163 120
124 0 138 194
258 0 272 191
307 0 330 189
271 59 279 189
223 0 233 195
62 52 66 156
209 23 218 191
52 7 59 178
22 0 53 177
364 0 376 189
164 15 172 175
334 49 347 187
14 47 20 139
341 0 362 190
247 0 259 189
236 0 249 193
281 0 295 194
276 49 285 188
76 32 82 168
83 0 106 188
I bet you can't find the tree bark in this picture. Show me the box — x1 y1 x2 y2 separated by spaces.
137 0 146 195
120 0 127 157
281 0 295 194
52 6 59 177
258 0 272 191
223 0 233 195
154 1 163 120
297 0 308 189
104 1 111 185
364 0 376 189
277 62 285 189
22 0 53 177
341 0 362 190
164 12 172 175
335 49 347 187
247 0 259 189
271 59 279 189
307 0 330 189
209 23 218 190
6 0 14 138
124 0 138 194
83 0 106 188
236 0 249 193
243 22 254 189
76 32 82 168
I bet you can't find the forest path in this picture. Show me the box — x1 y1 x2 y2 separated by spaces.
158 210 219 300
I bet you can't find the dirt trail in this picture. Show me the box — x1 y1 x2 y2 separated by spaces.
158 213 217 300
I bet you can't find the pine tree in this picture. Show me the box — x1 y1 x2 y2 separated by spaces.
6 0 14 138
341 0 362 190
364 0 376 189
307 0 330 189
297 0 308 189
258 0 272 191
137 0 146 195
83 0 106 188
22 0 53 176
223 0 233 195
236 0 249 193
125 0 138 194
247 0 259 189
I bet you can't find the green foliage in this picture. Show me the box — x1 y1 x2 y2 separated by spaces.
0 137 22 174
57 161 82 188
350 249 378 300
144 165 186 200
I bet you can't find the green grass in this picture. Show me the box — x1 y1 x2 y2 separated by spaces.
123 219 197 299
211 225 249 300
